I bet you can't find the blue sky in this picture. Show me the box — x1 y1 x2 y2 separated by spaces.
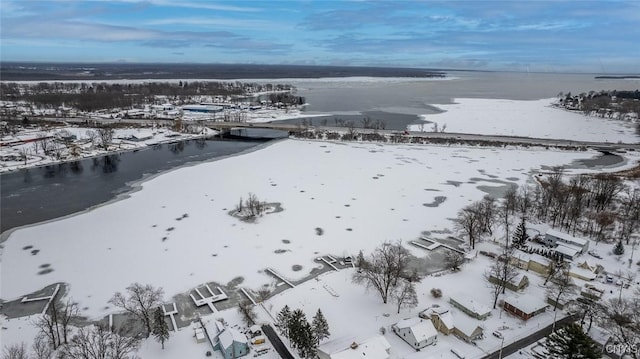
1 0 639 73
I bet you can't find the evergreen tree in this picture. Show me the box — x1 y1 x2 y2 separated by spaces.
540 323 601 359
311 309 331 345
613 241 625 255
288 309 306 350
152 306 170 349
276 305 292 339
512 220 529 248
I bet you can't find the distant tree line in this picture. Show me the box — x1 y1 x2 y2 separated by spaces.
557 90 640 120
0 81 298 113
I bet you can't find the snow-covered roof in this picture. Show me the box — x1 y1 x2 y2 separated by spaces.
570 266 597 280
421 306 454 330
395 317 437 341
504 295 548 315
451 311 482 337
450 295 491 317
319 335 390 359
511 273 528 285
545 229 588 246
218 328 248 349
555 244 580 257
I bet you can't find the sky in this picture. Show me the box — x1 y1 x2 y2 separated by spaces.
1 0 639 73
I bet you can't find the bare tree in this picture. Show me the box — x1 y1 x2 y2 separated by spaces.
599 296 640 359
86 129 98 147
97 126 115 150
485 253 519 308
109 283 164 337
352 240 410 304
547 269 577 312
256 288 271 303
455 203 482 249
444 251 465 271
2 343 28 359
61 324 141 359
237 300 257 326
31 334 53 359
17 147 29 165
392 279 418 314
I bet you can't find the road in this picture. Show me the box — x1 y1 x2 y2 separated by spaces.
481 314 579 359
262 324 294 359
203 121 640 151
23 116 640 150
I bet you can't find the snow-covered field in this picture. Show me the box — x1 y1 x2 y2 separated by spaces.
408 98 639 143
1 139 608 321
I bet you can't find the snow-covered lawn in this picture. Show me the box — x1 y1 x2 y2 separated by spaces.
408 98 639 143
1 139 605 322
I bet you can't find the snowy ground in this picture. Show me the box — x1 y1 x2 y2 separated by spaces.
407 98 639 143
2 138 639 357
1 139 611 321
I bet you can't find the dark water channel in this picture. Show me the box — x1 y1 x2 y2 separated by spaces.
0 139 263 234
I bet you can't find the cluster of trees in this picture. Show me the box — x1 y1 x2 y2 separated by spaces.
455 168 639 250
537 323 601 359
234 193 268 221
3 282 169 359
275 306 330 358
558 90 640 120
0 81 297 113
268 92 305 106
352 241 420 313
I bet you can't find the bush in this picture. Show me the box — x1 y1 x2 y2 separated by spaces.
431 288 442 298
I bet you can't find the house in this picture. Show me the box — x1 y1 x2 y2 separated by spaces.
488 273 529 292
129 131 154 142
503 296 548 321
420 306 454 335
554 244 581 261
509 252 550 275
451 312 484 342
420 306 483 343
568 266 597 281
577 260 604 274
544 229 589 253
450 296 492 320
580 284 605 300
317 335 391 359
214 328 250 359
392 317 438 349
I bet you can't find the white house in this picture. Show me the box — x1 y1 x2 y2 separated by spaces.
392 317 438 349
544 229 589 253
317 335 391 359
554 244 581 261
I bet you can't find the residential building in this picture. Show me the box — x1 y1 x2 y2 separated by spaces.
392 317 438 349
503 296 548 321
317 335 391 359
488 273 529 292
450 296 491 320
214 328 250 359
420 306 454 335
544 229 589 253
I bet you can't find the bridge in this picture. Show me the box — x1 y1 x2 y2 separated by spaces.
204 121 640 151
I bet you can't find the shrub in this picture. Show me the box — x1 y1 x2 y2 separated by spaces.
431 288 442 298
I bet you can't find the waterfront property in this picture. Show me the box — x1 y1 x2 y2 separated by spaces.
214 327 250 359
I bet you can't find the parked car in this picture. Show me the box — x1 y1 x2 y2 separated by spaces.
606 275 614 283
492 331 504 339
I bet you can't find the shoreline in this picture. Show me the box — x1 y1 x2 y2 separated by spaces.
0 138 282 243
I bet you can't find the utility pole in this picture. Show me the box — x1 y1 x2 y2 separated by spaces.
498 337 505 359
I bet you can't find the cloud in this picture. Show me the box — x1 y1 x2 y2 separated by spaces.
124 0 263 12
